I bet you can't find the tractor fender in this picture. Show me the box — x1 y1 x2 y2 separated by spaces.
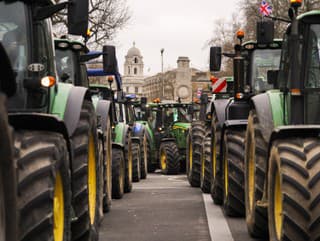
161 137 176 143
9 113 73 163
250 93 274 143
121 123 131 146
132 122 146 140
63 85 91 137
131 136 140 145
263 125 320 200
212 98 231 127
112 142 124 150
95 99 112 133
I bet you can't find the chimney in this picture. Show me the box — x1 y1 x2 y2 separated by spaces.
177 56 190 69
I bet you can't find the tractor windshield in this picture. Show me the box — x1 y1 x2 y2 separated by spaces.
251 48 281 93
56 49 76 84
305 24 320 88
0 1 30 107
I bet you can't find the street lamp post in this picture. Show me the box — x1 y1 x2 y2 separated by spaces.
160 48 164 99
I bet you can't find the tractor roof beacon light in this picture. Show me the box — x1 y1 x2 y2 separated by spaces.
107 76 114 89
237 30 245 45
41 76 56 88
290 0 302 8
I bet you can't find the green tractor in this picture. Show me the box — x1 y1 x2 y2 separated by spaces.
244 2 320 240
1 0 103 240
209 23 282 216
0 43 18 241
54 38 113 214
148 102 192 174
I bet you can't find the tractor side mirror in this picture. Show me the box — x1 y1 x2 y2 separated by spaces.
102 45 119 74
141 97 147 104
257 21 274 45
68 0 89 37
267 70 279 88
0 43 16 97
210 47 222 72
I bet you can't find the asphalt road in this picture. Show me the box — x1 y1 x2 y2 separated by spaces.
99 173 266 241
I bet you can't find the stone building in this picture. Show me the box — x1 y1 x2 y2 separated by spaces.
122 42 145 97
143 57 210 102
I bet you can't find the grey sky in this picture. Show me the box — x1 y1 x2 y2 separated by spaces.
113 0 241 76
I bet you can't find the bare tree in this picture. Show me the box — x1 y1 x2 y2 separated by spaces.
52 0 130 48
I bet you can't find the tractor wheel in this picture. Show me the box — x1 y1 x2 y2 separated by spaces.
71 101 100 241
245 110 268 237
160 141 180 175
132 142 141 182
186 121 205 187
0 97 17 241
124 131 133 193
111 148 125 199
200 134 212 193
102 118 112 213
268 138 320 241
140 132 148 179
15 131 71 241
211 111 223 205
222 129 245 217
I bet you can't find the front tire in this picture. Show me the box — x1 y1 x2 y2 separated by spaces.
132 142 141 182
124 131 133 193
15 131 71 241
211 112 223 205
268 138 320 241
201 134 212 193
140 132 148 179
186 121 205 187
71 101 100 241
222 129 245 217
111 148 125 199
160 141 180 175
245 110 268 237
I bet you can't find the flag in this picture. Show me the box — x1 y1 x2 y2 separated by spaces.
259 0 272 16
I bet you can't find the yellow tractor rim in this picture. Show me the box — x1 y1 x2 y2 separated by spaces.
189 140 193 171
248 135 255 212
201 155 205 181
224 147 228 198
88 134 97 225
53 172 64 241
274 169 283 240
160 149 167 170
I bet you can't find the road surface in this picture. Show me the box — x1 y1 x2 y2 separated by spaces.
99 173 266 241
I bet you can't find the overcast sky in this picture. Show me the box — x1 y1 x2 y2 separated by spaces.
112 0 241 76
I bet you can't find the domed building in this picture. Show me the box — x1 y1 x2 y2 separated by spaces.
122 42 145 97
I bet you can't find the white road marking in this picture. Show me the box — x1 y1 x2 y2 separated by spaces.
203 194 234 241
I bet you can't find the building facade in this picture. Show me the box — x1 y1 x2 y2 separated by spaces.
143 57 210 102
122 42 145 97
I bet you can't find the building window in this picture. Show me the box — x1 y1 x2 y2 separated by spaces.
134 68 137 75
126 86 129 92
128 66 130 74
135 87 138 93
134 57 138 64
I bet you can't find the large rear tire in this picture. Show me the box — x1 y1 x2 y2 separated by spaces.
211 112 223 205
111 148 125 199
15 131 71 241
201 134 212 193
222 129 245 217
0 95 17 241
245 110 268 238
268 138 320 241
124 131 133 193
71 101 100 241
160 141 180 175
186 121 205 187
132 142 141 182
